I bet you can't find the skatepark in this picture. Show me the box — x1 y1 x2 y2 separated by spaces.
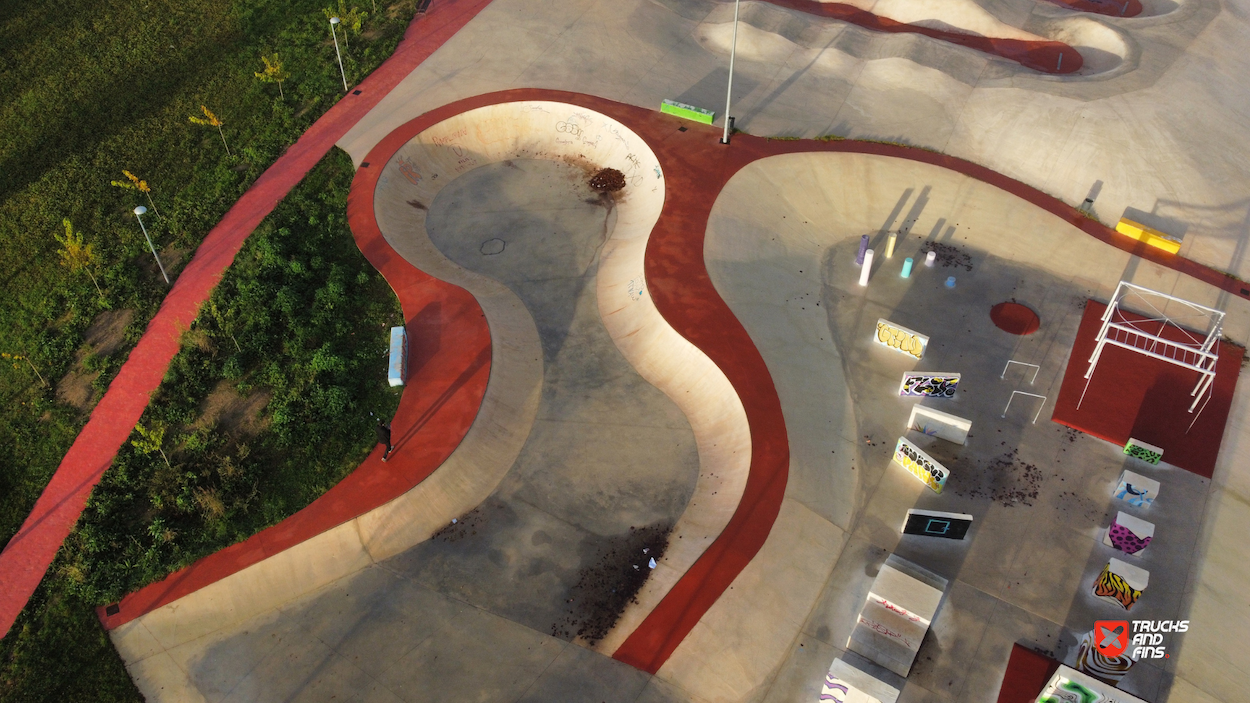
5 0 1250 701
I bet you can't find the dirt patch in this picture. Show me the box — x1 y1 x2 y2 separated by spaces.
589 168 626 193
924 241 973 271
55 367 97 410
432 504 495 543
550 523 671 645
83 309 134 357
56 309 136 410
947 450 1044 507
195 380 271 437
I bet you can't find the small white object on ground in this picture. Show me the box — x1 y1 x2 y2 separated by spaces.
649 557 657 569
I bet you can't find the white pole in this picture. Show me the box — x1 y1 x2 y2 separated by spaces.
134 206 169 284
330 17 348 92
858 249 874 287
720 0 741 145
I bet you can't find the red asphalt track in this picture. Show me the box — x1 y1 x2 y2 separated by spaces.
769 0 1082 74
100 89 1250 674
0 0 495 638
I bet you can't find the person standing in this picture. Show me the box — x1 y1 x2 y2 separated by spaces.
376 420 393 462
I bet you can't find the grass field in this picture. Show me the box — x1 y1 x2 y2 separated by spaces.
0 0 413 699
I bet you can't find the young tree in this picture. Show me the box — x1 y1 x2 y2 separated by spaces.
110 169 161 217
323 1 366 49
132 421 171 468
254 54 290 99
1 352 47 387
55 218 103 297
189 105 231 155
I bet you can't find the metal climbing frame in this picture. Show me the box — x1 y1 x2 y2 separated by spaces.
1080 281 1224 415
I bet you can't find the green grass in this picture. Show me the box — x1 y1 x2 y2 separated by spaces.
0 0 414 699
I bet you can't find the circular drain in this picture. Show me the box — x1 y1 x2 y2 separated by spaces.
480 238 505 255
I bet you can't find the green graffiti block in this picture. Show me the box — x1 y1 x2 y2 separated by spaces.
660 99 715 125
1124 438 1163 465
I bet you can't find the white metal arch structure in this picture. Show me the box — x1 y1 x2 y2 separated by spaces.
1079 281 1224 416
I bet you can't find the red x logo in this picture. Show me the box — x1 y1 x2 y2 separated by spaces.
1094 620 1129 657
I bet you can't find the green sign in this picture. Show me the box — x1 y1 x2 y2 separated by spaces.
660 99 714 125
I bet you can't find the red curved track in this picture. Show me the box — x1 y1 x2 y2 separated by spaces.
1046 0 1142 17
769 0 1083 74
0 0 496 638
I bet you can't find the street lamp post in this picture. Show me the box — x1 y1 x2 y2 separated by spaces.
329 17 348 92
720 0 742 145
133 206 169 284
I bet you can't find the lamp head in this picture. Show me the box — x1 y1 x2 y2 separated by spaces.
133 206 148 216
330 16 340 24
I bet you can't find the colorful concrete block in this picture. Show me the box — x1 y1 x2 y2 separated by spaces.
1115 218 1182 255
1076 628 1135 684
819 658 899 703
899 372 960 398
907 405 971 444
1092 558 1149 611
388 326 408 387
1123 437 1163 465
1114 470 1159 508
847 555 947 677
902 509 973 540
1035 664 1148 703
893 437 949 494
1103 512 1154 556
659 99 714 124
875 319 928 359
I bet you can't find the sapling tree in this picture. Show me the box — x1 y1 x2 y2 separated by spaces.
189 105 231 155
110 170 161 217
323 1 366 49
132 421 171 468
254 54 290 99
55 218 103 297
1 352 47 387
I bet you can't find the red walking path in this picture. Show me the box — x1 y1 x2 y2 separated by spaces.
0 0 495 639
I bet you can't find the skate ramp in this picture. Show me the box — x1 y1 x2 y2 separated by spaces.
372 101 752 653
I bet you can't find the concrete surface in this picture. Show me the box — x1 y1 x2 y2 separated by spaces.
701 151 1250 702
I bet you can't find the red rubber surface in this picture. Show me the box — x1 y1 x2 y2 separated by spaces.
770 0 1083 73
1051 301 1242 479
991 301 1041 335
1045 0 1142 17
0 0 496 639
995 644 1062 702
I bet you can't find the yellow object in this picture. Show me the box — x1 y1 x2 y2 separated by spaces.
1115 218 1181 255
876 319 928 359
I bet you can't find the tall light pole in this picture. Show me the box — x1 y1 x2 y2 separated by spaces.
720 0 742 145
329 17 348 92
133 206 169 284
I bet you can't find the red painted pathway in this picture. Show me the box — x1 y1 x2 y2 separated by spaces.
0 0 496 639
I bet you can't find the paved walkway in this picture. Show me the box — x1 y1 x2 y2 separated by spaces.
0 0 496 639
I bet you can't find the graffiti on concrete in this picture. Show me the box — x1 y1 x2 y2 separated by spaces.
899 372 960 398
875 319 928 359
